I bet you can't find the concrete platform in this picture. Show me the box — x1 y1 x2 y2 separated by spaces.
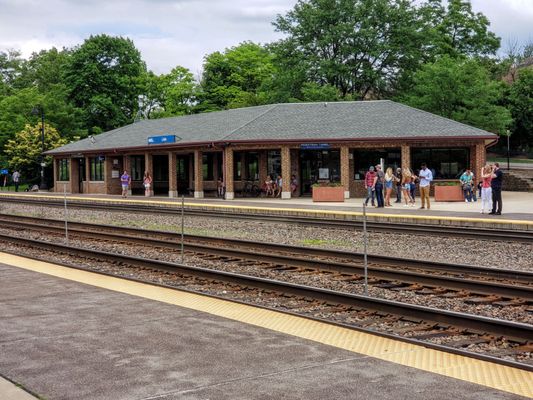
1 191 532 230
0 256 531 399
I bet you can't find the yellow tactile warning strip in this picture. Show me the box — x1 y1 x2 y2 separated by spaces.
1 192 532 227
2 253 532 398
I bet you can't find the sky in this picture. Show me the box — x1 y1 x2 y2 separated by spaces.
0 0 532 76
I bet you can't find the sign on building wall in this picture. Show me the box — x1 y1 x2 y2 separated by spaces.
148 135 176 145
300 143 331 150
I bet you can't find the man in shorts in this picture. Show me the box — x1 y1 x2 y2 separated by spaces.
120 170 131 198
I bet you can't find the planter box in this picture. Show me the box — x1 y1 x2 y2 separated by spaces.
434 185 464 201
312 186 345 202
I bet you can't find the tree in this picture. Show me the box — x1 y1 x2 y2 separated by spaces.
400 56 511 134
418 0 500 59
64 34 146 133
4 123 67 180
273 0 426 99
200 42 275 109
507 69 533 149
162 66 198 115
0 49 24 96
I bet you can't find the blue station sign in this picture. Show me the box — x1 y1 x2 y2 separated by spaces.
148 135 176 145
0 169 8 174
300 143 331 150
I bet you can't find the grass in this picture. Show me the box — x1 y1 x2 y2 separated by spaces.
300 238 352 248
487 157 533 164
0 184 30 192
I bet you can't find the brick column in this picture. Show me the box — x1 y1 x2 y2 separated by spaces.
69 158 79 193
472 143 486 181
258 151 267 188
83 157 91 181
168 152 177 198
224 147 234 200
281 146 291 199
194 150 203 198
401 145 411 170
145 152 153 196
340 146 350 199
52 158 58 192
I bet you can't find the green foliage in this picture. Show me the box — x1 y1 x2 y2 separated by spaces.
200 42 275 109
64 34 146 132
418 0 500 59
4 123 67 179
506 69 533 148
399 56 511 134
273 0 426 99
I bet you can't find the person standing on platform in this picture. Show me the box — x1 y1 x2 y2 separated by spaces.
460 168 475 202
120 170 131 198
394 167 402 203
143 171 153 197
12 170 20 192
489 162 503 215
374 165 385 208
480 164 493 214
418 163 433 209
364 166 376 206
384 167 394 207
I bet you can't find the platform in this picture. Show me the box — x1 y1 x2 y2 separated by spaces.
0 254 531 399
1 191 532 230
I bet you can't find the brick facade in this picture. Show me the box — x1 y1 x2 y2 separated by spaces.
281 146 291 199
194 150 203 198
224 147 234 199
340 146 350 199
168 151 177 197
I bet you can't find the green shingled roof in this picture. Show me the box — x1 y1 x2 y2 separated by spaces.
48 100 496 155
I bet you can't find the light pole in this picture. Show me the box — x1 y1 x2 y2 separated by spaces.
31 106 48 190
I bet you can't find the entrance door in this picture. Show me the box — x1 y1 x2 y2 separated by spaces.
78 158 85 193
153 155 169 195
299 150 340 195
176 155 190 195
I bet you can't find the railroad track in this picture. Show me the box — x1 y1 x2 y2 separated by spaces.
2 196 532 242
1 234 531 372
2 214 532 303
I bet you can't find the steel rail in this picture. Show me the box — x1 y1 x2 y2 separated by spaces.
2 196 532 242
3 214 532 286
1 232 531 344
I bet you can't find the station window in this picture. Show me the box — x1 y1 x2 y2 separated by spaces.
411 148 469 179
203 153 214 180
233 152 242 180
353 148 401 180
58 158 69 181
89 157 104 181
130 155 144 181
246 152 259 180
267 150 281 178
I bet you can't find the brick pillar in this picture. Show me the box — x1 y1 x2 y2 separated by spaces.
145 152 153 196
194 150 203 198
52 158 58 192
69 158 79 193
224 147 234 200
340 146 350 199
258 151 267 188
290 149 300 197
105 157 112 194
401 145 411 170
281 146 291 199
472 143 485 181
168 152 177 198
83 157 91 181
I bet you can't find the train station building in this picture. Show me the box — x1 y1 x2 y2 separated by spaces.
47 100 497 199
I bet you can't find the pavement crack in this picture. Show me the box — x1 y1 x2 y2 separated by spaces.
137 355 369 399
